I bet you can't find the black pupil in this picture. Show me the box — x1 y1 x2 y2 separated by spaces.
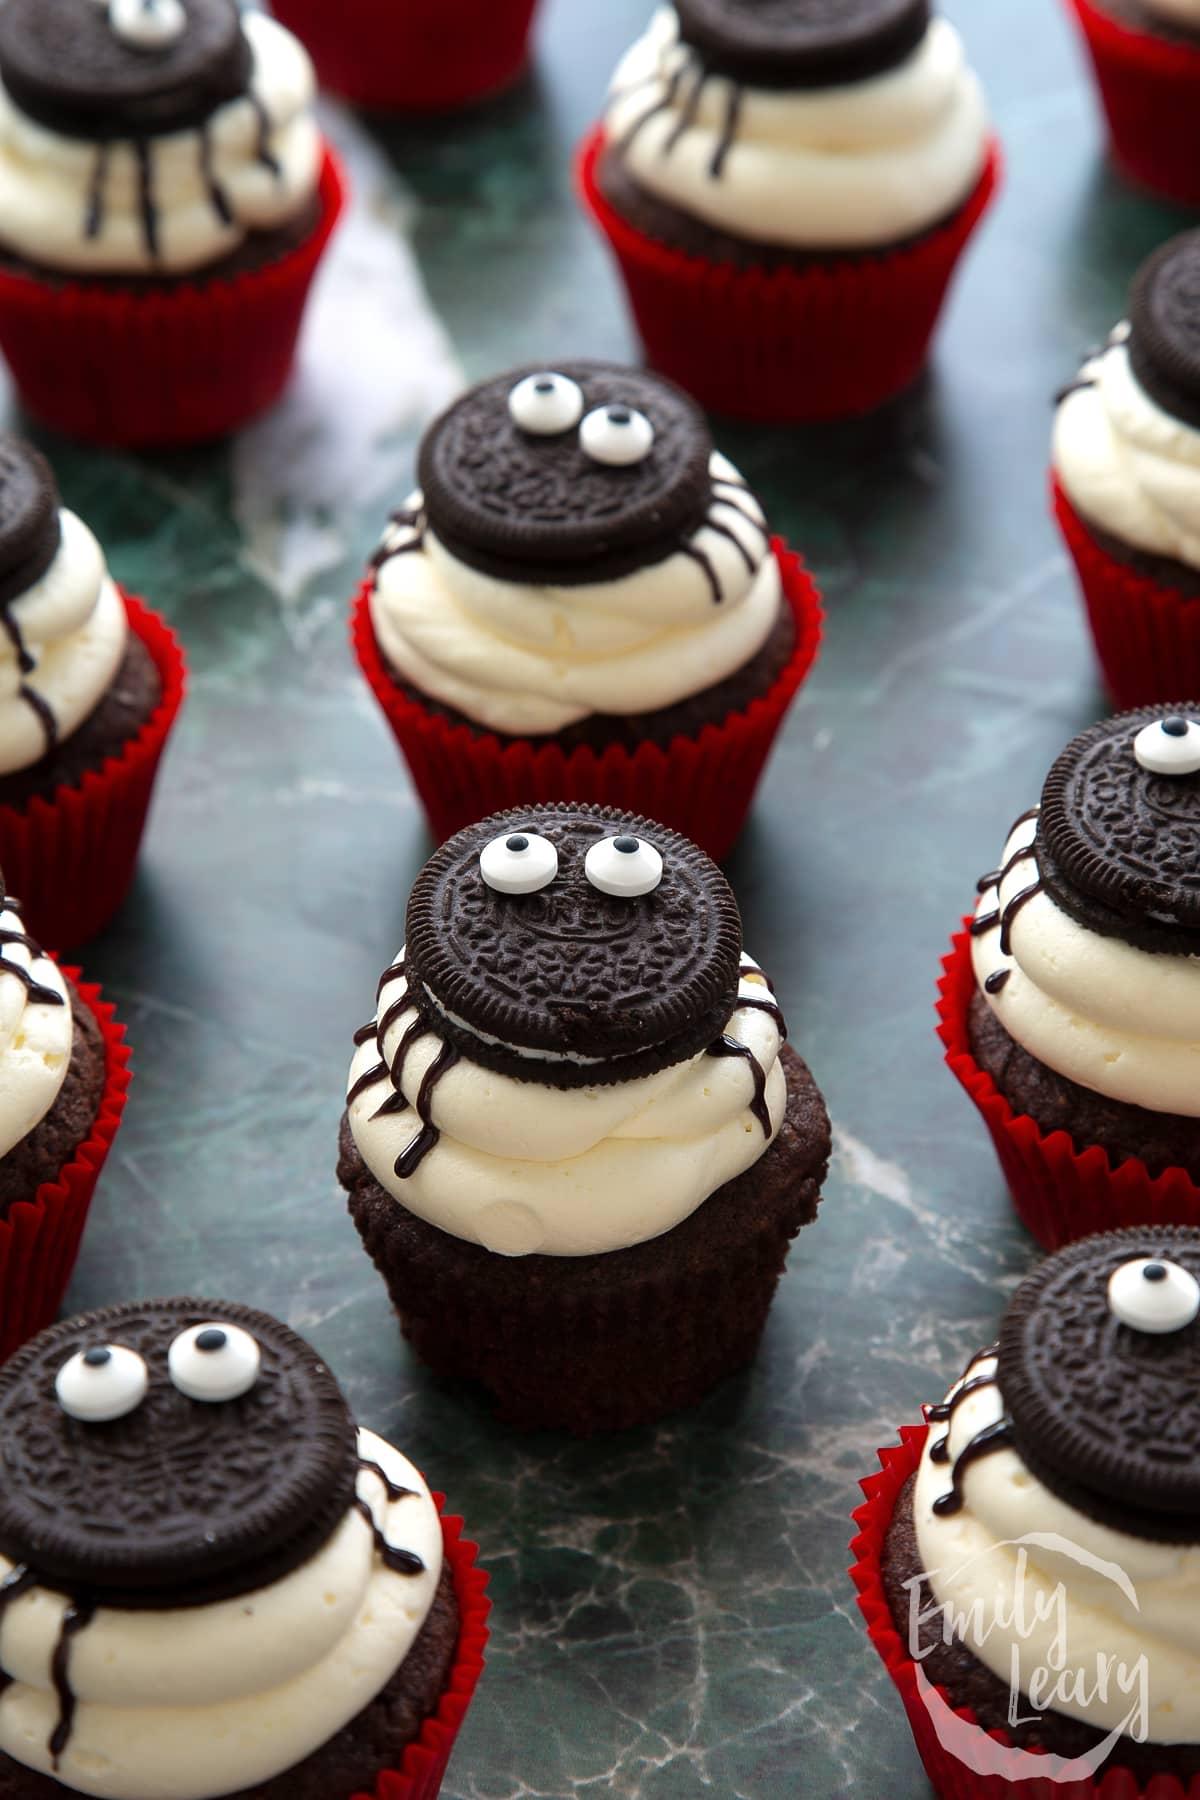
506 835 529 853
614 836 639 854
1162 717 1190 738
196 1329 228 1353
1142 1263 1168 1283
607 408 632 426
534 380 555 395
83 1347 112 1368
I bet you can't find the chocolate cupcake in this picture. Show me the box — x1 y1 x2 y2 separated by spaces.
0 434 185 949
0 1296 488 1799
1066 0 1200 207
939 705 1200 1248
855 1227 1200 1794
576 0 999 419
1054 232 1200 707
0 0 344 444
338 802 831 1433
352 360 822 861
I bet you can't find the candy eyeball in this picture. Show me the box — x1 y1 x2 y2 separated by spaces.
56 1345 149 1423
508 373 584 436
1108 1257 1200 1334
1133 715 1200 776
168 1323 261 1402
584 834 663 897
579 405 654 467
108 0 188 48
480 831 559 895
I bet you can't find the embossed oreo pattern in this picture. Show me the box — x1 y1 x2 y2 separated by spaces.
0 437 60 609
674 0 930 87
1129 231 1200 433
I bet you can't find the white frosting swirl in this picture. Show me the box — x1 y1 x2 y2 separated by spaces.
369 454 779 736
971 811 1200 1118
914 1358 1200 1743
0 898 71 1158
0 1429 444 1800
602 8 990 250
1054 330 1200 572
347 953 786 1256
0 14 320 276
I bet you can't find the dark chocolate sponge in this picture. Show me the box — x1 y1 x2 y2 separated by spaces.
417 361 714 586
1038 705 1200 954
0 0 252 140
1129 230 1200 433
674 0 930 88
0 1298 359 1606
998 1226 1200 1541
0 628 162 812
403 803 743 1087
0 437 60 611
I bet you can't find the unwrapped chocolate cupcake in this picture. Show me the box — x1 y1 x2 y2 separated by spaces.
853 1227 1200 1796
938 705 1200 1249
0 1296 488 1799
352 360 822 860
1066 0 1200 207
0 0 344 446
0 435 185 949
1054 232 1200 708
338 803 831 1432
577 0 999 420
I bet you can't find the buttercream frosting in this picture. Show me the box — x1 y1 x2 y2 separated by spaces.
0 896 71 1159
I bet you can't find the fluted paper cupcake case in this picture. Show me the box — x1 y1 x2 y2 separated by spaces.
1066 0 1200 206
359 1503 490 1800
1053 475 1200 709
0 594 187 953
851 1425 1194 1799
352 539 822 862
271 0 539 110
0 968 130 1365
575 126 1001 422
0 148 345 449
938 925 1200 1251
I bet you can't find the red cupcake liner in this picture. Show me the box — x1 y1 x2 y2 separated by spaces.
938 924 1200 1251
0 594 187 953
1067 0 1200 206
358 1501 490 1800
1052 473 1200 709
0 966 130 1365
352 540 822 861
272 0 540 111
851 1425 1200 1798
0 147 345 448
575 125 1001 422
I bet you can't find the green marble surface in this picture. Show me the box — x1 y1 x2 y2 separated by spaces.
15 0 1197 1793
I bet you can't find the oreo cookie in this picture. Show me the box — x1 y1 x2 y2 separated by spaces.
674 0 930 89
403 804 743 1089
998 1228 1200 1541
417 362 714 586
0 0 251 140
1128 230 1200 433
1038 705 1200 954
0 1298 358 1607
0 436 61 610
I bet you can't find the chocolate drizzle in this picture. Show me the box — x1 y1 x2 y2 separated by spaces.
199 121 233 228
679 539 722 604
371 507 427 578
18 682 57 755
85 142 110 239
711 81 742 178
134 138 159 260
971 807 1043 950
706 1033 771 1137
249 93 281 177
347 972 459 1177
357 1456 414 1505
925 1343 1014 1517
0 896 65 1007
49 1600 96 1769
614 48 749 181
984 968 1010 995
352 1498 425 1577
394 1041 459 1178
933 1420 1015 1516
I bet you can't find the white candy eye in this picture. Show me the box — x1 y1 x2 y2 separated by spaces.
480 831 559 895
508 373 584 436
1133 715 1200 775
584 834 663 897
168 1323 261 1402
579 405 654 467
108 0 187 47
56 1345 148 1423
1108 1257 1200 1334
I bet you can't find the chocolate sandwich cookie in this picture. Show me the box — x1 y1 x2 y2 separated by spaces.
1129 231 1200 434
674 0 931 89
0 438 60 609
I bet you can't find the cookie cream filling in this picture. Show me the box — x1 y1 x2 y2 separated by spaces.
0 896 70 1157
1054 328 1200 571
369 454 779 736
0 13 319 276
971 809 1200 1117
347 953 786 1256
0 1429 442 1800
603 9 989 250
913 1356 1200 1742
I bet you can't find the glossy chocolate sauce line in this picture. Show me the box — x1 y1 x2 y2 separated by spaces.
394 1042 460 1178
377 993 412 1040
372 530 426 577
927 1371 999 1465
736 992 787 1037
371 1015 425 1122
249 94 282 177
377 957 406 1003
0 609 33 675
347 1060 388 1107
199 123 234 228
617 56 690 154
706 1034 771 1136
353 1498 425 1576
663 60 707 154
49 1600 96 1768
711 488 769 543
984 968 1010 995
932 1420 1014 1518
710 81 743 178
1054 377 1097 407
999 880 1043 956
976 841 1037 897
352 1020 378 1048
357 1456 415 1505
679 539 723 604
134 140 159 260
704 511 757 573
19 684 58 756
85 143 110 240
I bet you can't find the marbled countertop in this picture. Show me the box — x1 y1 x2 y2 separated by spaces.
29 0 1195 1793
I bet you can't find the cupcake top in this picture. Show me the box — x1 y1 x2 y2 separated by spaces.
368 361 782 736
1054 230 1200 572
345 802 789 1255
0 877 71 1159
970 705 1200 1118
913 1227 1200 1742
0 1296 443 1798
0 0 319 275
601 0 990 250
